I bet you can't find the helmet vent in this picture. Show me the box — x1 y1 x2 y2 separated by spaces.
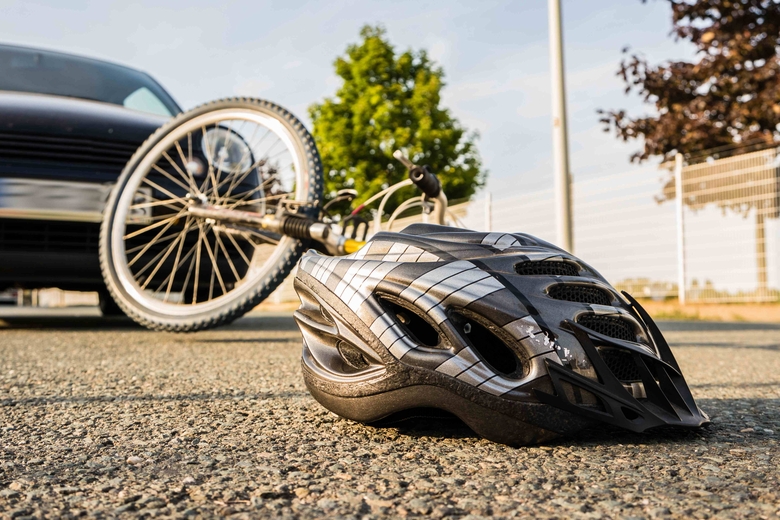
597 347 642 383
548 285 612 306
378 297 441 348
337 341 370 370
452 313 520 377
514 260 579 277
576 315 635 343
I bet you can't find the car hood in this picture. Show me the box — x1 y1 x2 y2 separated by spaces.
0 91 169 143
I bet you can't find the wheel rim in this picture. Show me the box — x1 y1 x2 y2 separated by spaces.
110 107 311 317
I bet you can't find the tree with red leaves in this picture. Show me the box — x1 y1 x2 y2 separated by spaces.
600 0 780 163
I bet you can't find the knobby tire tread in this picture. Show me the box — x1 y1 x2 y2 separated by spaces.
99 98 323 332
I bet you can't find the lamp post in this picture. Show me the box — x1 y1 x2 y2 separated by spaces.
548 0 574 252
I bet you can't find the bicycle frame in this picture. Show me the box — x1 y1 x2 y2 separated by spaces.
187 153 449 257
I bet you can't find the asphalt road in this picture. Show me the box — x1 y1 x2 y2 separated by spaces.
0 308 778 519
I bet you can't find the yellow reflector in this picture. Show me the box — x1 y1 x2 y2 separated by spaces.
343 239 365 254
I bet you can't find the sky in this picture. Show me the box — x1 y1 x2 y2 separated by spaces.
0 0 697 198
4 1 776 295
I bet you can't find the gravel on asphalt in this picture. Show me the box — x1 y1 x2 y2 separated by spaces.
0 310 778 519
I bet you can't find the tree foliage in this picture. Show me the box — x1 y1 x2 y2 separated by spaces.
309 26 485 214
600 0 780 163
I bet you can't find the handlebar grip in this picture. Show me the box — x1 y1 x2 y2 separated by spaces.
409 165 441 198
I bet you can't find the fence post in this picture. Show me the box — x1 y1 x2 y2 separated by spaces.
674 153 686 305
484 192 492 232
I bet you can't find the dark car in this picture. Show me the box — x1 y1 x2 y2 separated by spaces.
0 44 180 312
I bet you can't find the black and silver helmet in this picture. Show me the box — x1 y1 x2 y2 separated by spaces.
293 224 708 446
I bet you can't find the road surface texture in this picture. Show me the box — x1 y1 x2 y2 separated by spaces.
0 308 778 519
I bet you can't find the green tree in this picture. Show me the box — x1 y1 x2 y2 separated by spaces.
309 25 485 215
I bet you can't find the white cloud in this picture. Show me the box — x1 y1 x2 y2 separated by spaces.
233 79 275 97
425 38 449 64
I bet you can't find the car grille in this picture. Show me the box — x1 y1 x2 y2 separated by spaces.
0 219 99 253
0 132 138 174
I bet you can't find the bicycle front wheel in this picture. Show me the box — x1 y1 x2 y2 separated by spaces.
100 98 322 331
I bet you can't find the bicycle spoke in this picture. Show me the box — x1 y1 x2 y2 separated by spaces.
202 228 227 296
152 160 193 195
217 122 259 197
224 230 251 266
248 126 274 158
160 151 197 194
132 225 187 281
123 210 187 240
179 230 202 302
209 160 261 199
160 225 194 302
173 140 200 194
267 144 292 162
126 232 178 255
140 219 192 291
129 197 187 211
152 224 198 300
142 176 187 205
227 120 255 175
215 230 241 282
127 214 183 268
226 193 289 208
217 164 273 203
239 228 280 246
199 125 216 194
210 128 227 204
226 184 272 209
192 221 206 304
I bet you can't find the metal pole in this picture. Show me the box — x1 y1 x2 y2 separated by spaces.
484 192 492 232
674 153 686 305
548 0 573 252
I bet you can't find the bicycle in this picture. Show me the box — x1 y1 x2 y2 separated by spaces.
100 98 455 331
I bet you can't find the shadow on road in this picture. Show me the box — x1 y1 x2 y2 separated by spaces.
674 342 779 351
0 315 141 330
1 390 308 407
0 310 299 332
358 397 780 447
224 314 300 332
658 321 780 331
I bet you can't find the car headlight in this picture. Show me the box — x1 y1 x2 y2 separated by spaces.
201 127 253 174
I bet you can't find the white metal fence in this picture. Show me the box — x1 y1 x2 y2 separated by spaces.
676 148 780 302
263 146 780 305
456 148 780 304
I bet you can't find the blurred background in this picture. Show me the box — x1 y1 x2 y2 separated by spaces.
2 0 779 320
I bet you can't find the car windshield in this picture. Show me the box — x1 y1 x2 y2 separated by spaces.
0 45 180 117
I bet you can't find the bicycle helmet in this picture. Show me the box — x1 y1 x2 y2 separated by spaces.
293 224 708 446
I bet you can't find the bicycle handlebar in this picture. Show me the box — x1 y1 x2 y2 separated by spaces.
392 150 441 199
409 165 441 198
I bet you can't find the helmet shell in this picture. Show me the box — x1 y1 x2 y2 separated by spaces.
293 224 708 445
